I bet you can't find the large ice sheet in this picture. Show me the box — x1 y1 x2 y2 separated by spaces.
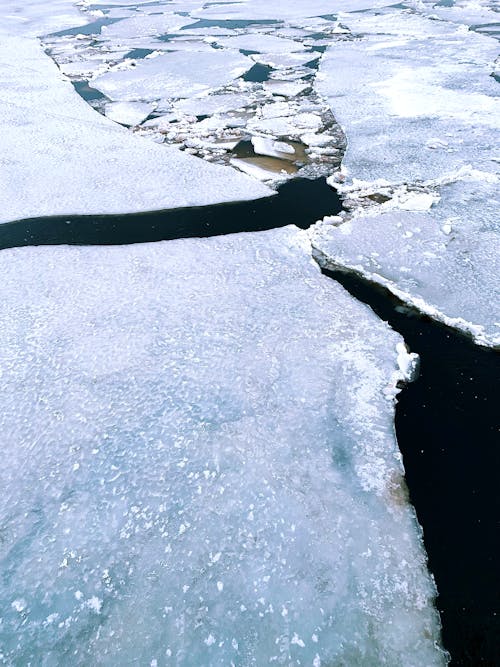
316 11 499 183
0 34 271 224
312 172 500 348
98 13 194 43
314 9 499 345
1 0 86 37
191 0 397 21
0 227 445 666
408 0 500 31
91 49 253 102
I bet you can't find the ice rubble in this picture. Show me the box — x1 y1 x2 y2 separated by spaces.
313 9 500 347
0 33 271 224
40 2 348 183
0 227 445 666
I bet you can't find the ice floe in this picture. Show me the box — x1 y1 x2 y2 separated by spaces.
0 32 271 224
314 8 499 346
91 50 253 101
313 169 500 348
0 227 446 666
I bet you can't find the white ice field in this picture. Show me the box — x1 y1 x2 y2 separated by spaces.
1 0 498 664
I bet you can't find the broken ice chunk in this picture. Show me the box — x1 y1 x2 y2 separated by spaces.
104 101 156 126
0 227 445 665
91 50 253 102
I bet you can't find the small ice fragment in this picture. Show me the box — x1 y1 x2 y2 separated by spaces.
86 597 102 614
291 633 305 647
205 634 216 646
217 581 224 592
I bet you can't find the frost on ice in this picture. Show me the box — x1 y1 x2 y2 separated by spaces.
313 6 499 347
313 172 500 347
0 32 272 224
0 228 445 665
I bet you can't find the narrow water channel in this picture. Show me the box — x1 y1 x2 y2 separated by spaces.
2 182 497 665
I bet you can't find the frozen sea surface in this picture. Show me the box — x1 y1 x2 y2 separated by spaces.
0 227 445 666
0 31 271 224
312 172 500 348
314 7 499 346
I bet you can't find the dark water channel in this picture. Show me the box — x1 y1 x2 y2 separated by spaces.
0 178 339 248
1 179 498 665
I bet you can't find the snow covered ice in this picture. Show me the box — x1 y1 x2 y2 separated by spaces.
312 171 500 348
313 5 500 347
0 14 272 224
0 227 445 666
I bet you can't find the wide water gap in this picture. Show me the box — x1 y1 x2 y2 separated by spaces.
2 178 497 663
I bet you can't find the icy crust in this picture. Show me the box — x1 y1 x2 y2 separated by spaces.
0 228 445 666
312 172 500 348
314 9 499 346
91 50 254 102
315 11 499 183
189 0 398 20
0 35 272 224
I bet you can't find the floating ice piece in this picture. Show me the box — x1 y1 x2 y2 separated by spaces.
263 79 310 97
312 173 500 348
252 51 320 68
0 35 271 224
230 156 296 179
91 49 253 101
214 33 307 54
316 11 500 183
251 136 296 160
173 93 250 117
0 227 445 666
99 13 193 44
104 101 156 126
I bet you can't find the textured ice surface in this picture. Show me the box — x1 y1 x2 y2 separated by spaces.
314 8 499 346
104 101 156 126
191 0 396 20
91 50 253 102
313 172 500 348
316 11 499 183
0 227 445 666
0 34 271 224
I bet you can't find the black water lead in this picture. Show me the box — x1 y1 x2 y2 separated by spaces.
0 178 340 250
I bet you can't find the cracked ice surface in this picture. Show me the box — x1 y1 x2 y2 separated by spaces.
0 227 445 666
315 11 499 183
0 12 271 224
312 171 500 347
314 8 499 347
